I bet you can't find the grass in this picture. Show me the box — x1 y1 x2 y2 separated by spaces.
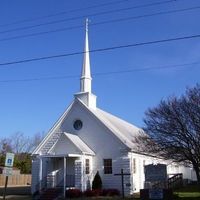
174 184 200 199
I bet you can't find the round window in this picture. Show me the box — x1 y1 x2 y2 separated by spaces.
73 120 83 130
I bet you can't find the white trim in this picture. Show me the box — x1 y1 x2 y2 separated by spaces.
68 154 82 157
39 154 82 158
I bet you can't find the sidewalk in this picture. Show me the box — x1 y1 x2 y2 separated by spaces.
0 185 30 196
0 195 31 200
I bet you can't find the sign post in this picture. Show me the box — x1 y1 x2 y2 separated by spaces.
114 169 130 198
3 153 15 200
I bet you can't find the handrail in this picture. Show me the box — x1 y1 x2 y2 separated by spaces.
151 173 183 189
168 173 183 189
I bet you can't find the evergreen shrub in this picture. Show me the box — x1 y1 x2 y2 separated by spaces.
92 171 102 190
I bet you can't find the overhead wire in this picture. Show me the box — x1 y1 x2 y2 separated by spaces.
0 0 177 35
0 61 199 83
0 33 200 67
91 5 200 26
0 5 199 43
0 0 131 28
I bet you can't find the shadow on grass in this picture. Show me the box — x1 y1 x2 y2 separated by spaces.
174 184 200 200
175 198 200 200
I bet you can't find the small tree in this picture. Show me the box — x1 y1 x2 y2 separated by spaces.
92 171 102 190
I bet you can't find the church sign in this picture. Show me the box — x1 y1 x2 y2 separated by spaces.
145 164 167 182
149 188 163 199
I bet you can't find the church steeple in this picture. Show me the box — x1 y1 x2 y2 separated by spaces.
80 18 92 93
74 19 97 109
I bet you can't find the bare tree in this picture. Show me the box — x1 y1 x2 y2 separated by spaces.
10 132 30 154
0 132 44 173
0 138 12 155
0 131 44 154
138 84 200 184
10 131 45 153
29 132 45 153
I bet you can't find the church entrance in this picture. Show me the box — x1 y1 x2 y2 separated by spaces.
46 156 77 189
65 157 76 187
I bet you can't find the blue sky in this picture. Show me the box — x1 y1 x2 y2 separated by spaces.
0 0 200 138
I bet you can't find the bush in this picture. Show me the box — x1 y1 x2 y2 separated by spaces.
84 189 98 197
66 189 82 198
102 188 120 196
92 171 102 190
84 189 120 197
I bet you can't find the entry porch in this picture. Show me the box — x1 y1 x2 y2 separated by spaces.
36 132 95 198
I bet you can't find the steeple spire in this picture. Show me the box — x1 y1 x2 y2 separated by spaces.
80 18 92 93
74 18 97 109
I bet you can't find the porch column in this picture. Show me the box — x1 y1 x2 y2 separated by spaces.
63 157 66 198
39 157 43 191
75 159 83 190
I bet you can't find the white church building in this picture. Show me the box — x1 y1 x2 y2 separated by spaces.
31 21 196 196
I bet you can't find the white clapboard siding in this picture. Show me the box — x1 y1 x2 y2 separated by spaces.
31 158 40 194
100 156 131 196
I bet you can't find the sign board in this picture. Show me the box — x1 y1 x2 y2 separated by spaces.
145 164 167 182
149 189 163 199
5 153 15 167
3 167 13 176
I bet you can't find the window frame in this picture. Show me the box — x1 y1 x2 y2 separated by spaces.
103 159 112 174
85 159 90 174
133 158 136 174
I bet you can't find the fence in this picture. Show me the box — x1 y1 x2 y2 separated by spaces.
0 174 31 186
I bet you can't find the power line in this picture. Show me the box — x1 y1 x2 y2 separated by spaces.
0 0 176 35
0 0 130 28
0 61 199 83
0 25 84 42
0 5 199 43
91 5 200 26
0 33 200 67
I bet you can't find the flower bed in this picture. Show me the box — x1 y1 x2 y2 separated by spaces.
66 188 120 198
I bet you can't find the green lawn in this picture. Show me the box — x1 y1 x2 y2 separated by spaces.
174 184 200 199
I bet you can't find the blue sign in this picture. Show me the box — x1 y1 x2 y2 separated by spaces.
5 153 15 167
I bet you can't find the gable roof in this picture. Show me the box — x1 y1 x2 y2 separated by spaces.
48 132 95 156
63 132 95 155
32 98 143 155
94 108 142 149
76 99 143 150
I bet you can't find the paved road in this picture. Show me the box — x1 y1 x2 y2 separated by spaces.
0 186 31 196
